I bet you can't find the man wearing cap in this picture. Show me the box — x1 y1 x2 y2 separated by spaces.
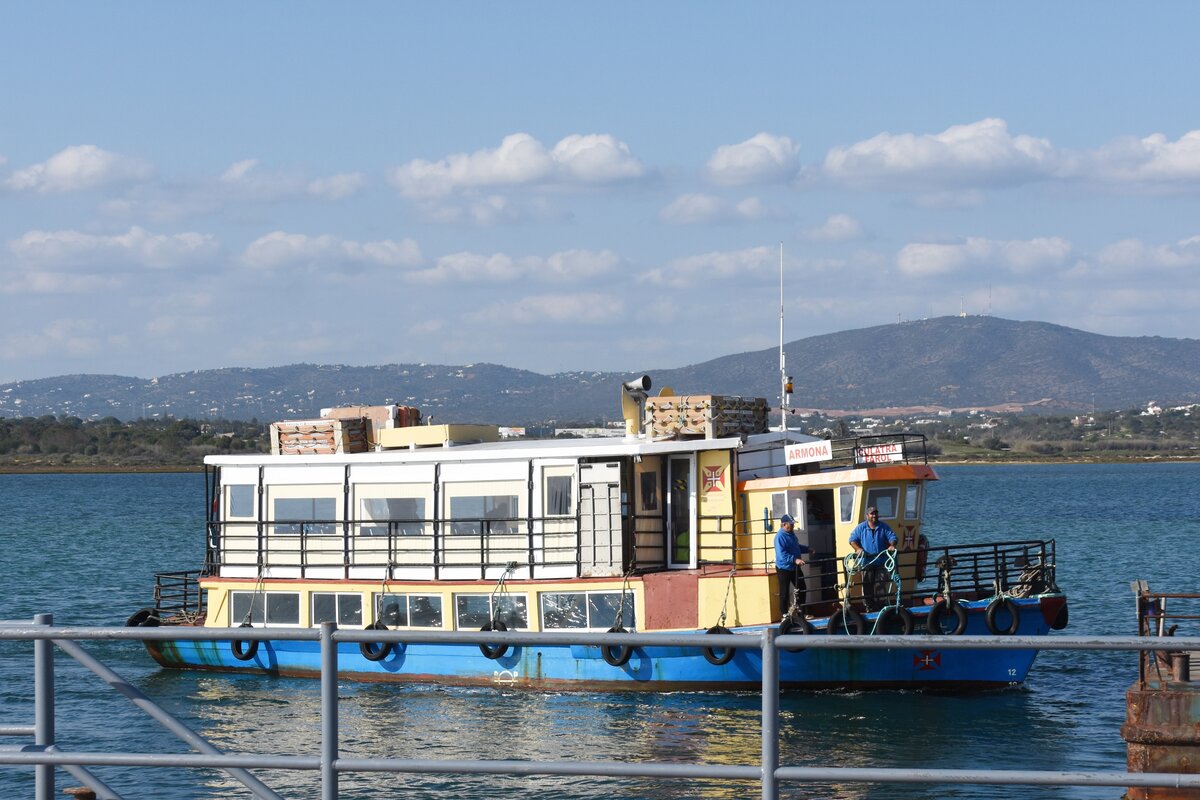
774 513 811 619
849 506 898 611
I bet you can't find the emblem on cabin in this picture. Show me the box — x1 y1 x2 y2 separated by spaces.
703 465 726 493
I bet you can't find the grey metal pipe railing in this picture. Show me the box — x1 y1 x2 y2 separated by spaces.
2 617 1200 799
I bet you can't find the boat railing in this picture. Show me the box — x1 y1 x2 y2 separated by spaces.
1132 580 1200 686
4 615 1200 799
823 433 930 470
151 570 207 622
792 538 1058 616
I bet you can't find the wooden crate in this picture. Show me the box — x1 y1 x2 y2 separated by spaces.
645 395 769 439
270 418 369 455
321 404 420 449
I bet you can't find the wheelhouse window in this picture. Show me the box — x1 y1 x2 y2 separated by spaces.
865 487 900 519
838 486 856 523
904 484 923 521
312 593 363 626
227 485 255 518
273 497 336 535
374 593 443 628
544 473 573 517
230 592 300 626
454 594 528 629
541 591 636 630
360 497 427 536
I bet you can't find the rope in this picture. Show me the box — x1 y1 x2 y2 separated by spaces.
241 572 267 626
716 567 737 627
488 562 517 626
613 570 633 629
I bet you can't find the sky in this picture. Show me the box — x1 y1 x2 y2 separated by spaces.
2 3 1200 384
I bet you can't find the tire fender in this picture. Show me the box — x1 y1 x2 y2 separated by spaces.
702 625 736 666
927 599 969 635
601 625 633 667
873 606 914 635
985 597 1021 635
359 619 393 662
231 623 259 661
828 605 866 635
479 620 509 660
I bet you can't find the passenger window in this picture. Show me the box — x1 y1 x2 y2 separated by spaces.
228 485 255 518
904 484 922 520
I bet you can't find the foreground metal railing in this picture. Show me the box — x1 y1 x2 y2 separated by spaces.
2 617 1200 800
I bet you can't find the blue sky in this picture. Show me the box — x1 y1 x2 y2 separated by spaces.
3 3 1199 383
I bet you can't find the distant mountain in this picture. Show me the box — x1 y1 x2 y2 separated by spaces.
2 317 1197 424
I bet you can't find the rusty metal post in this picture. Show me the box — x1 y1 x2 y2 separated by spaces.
1123 676 1200 798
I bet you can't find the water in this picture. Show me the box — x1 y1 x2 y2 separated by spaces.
0 464 1196 799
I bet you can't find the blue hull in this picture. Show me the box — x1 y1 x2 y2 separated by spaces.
146 596 1061 691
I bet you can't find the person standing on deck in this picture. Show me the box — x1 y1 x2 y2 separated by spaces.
774 514 810 619
849 506 898 611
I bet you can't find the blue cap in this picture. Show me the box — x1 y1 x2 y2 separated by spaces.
780 514 795 524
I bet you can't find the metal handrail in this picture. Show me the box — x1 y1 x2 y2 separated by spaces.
3 617 1200 799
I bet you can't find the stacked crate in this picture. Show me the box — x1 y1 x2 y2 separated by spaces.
270 418 369 455
645 395 769 439
320 404 421 450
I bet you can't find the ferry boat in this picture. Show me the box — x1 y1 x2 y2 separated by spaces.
130 378 1069 690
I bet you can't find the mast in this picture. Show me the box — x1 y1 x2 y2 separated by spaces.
779 242 788 434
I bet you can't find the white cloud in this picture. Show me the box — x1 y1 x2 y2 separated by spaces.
659 193 784 225
0 319 107 359
897 236 1072 278
1071 130 1200 184
241 232 422 271
640 246 777 287
387 132 646 198
799 214 864 243
706 133 800 186
406 248 619 284
306 172 366 200
1072 236 1200 277
8 226 218 270
474 292 624 324
5 145 154 193
824 119 1055 188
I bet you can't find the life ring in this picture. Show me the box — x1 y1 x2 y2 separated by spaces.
778 615 812 650
985 597 1021 635
828 605 865 635
702 625 736 666
873 606 914 635
479 620 509 660
915 534 930 581
125 608 160 627
359 620 393 661
927 599 969 635
601 625 633 667
231 623 259 661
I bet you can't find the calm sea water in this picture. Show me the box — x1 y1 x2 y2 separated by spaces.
0 463 1196 799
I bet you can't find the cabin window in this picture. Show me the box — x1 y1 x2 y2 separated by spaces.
448 494 520 535
312 593 363 626
360 497 427 536
227 485 255 518
272 497 337 535
374 593 443 627
838 486 856 523
454 594 528 630
904 484 923 520
865 487 900 519
230 592 300 626
544 474 574 517
540 591 636 630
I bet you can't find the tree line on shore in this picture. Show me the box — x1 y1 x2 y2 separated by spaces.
0 405 1197 469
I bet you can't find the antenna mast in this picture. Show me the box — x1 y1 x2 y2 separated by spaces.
779 242 788 434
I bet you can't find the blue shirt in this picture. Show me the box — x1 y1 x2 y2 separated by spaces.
849 520 897 555
774 527 811 571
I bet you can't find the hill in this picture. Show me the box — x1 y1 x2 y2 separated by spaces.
1 317 1197 424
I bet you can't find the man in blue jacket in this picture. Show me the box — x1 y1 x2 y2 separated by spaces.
774 513 811 619
849 506 898 611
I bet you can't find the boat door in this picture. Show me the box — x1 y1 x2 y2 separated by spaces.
579 461 623 577
667 456 695 569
